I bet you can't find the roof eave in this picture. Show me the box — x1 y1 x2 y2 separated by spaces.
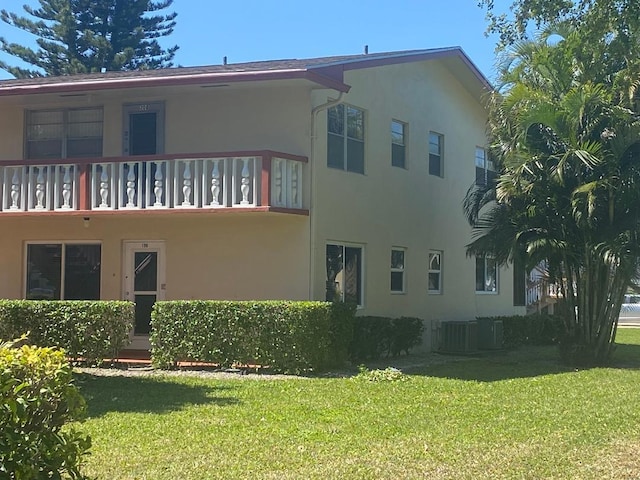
0 69 350 97
310 47 493 93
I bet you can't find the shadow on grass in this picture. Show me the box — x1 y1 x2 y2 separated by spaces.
338 346 570 383
389 343 640 382
408 352 572 382
355 341 640 383
76 373 239 418
609 342 640 369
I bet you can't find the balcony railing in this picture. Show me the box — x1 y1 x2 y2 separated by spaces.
526 278 561 307
0 151 306 213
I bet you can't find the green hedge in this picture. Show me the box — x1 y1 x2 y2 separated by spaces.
0 300 134 365
150 301 356 373
349 316 424 360
1 339 91 479
477 314 564 348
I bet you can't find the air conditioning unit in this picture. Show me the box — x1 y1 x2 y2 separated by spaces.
477 318 504 350
438 321 478 354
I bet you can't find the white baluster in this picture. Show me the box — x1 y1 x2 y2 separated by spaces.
99 164 109 208
291 162 299 208
240 158 250 205
154 161 164 206
182 161 192 206
61 166 72 209
125 163 136 207
10 168 20 210
34 167 45 210
210 160 220 206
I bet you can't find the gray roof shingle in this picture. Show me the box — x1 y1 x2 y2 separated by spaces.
0 47 490 94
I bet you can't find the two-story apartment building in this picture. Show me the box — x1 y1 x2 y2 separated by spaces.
0 48 525 350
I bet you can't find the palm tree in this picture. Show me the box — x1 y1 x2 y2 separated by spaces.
465 27 640 364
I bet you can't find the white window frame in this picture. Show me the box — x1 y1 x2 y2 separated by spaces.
475 146 495 185
391 120 407 169
428 250 443 294
429 132 444 177
476 256 498 294
25 107 104 160
325 241 365 307
327 103 366 174
390 247 406 294
24 241 102 300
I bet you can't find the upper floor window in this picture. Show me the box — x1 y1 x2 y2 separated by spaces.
26 108 103 160
475 147 496 186
429 132 443 176
476 256 498 293
326 242 363 306
391 120 407 168
390 248 406 293
327 104 365 174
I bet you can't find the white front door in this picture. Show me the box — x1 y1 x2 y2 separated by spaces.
123 241 166 347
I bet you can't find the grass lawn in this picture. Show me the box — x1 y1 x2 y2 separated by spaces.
75 329 640 479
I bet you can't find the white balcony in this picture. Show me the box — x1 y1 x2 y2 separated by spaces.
0 151 306 214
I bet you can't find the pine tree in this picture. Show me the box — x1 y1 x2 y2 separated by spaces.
0 0 179 78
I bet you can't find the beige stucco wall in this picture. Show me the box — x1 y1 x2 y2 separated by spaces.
0 83 311 161
0 104 23 160
310 61 525 324
0 82 315 304
0 213 309 301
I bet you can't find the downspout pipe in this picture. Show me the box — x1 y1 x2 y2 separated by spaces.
308 91 345 301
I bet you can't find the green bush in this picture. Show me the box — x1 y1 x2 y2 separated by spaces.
349 316 424 360
327 302 357 364
391 317 425 355
478 314 564 348
150 301 356 373
0 300 134 365
0 339 91 479
354 365 409 382
350 316 391 360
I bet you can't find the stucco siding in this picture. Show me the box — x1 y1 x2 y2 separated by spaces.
0 104 23 160
311 61 524 321
0 84 311 161
0 214 309 302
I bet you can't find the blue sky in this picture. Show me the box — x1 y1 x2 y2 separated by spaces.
0 0 510 81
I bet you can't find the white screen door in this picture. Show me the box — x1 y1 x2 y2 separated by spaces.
123 241 166 336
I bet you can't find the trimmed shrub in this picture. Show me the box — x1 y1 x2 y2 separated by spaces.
350 316 424 360
0 300 134 364
150 301 356 373
391 317 425 355
327 301 357 364
350 316 392 360
0 339 91 479
478 314 564 348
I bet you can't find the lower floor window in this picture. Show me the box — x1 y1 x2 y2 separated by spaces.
26 243 101 300
391 248 406 293
476 256 497 293
428 251 442 294
326 243 363 305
